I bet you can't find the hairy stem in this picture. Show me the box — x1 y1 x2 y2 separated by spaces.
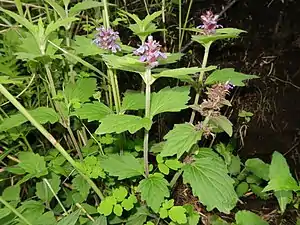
189 42 212 124
0 84 104 200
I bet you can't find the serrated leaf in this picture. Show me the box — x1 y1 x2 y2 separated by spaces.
0 107 59 132
182 154 238 213
74 102 112 122
64 78 97 103
95 114 152 135
72 36 106 56
235 210 269 225
78 156 105 179
126 206 149 225
142 11 162 28
169 206 187 224
137 174 170 213
36 174 60 202
192 28 246 45
2 185 20 202
121 91 145 112
245 158 269 181
153 66 216 82
263 152 299 192
210 115 233 136
69 1 104 16
45 17 77 37
150 86 191 118
236 182 249 197
205 68 258 86
72 175 90 198
275 190 293 213
57 209 81 225
100 153 144 180
18 152 48 178
45 0 66 18
113 187 128 202
160 123 202 158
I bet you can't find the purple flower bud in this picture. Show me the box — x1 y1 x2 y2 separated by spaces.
133 36 167 68
197 11 223 35
93 26 121 53
224 81 234 90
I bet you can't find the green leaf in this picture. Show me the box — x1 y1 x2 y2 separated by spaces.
143 11 162 28
45 0 66 18
228 155 241 175
158 53 183 65
113 187 128 202
57 209 81 225
246 175 262 184
165 159 182 170
184 204 200 225
159 208 168 218
78 156 105 179
36 174 60 202
160 123 202 158
113 204 123 216
100 153 144 180
153 66 216 82
182 154 238 213
69 1 104 16
121 198 135 211
0 107 59 132
121 91 145 112
205 68 258 86
91 216 107 225
209 115 233 136
192 28 246 45
249 184 269 200
18 152 48 178
236 182 249 197
245 158 269 181
168 206 187 224
2 185 20 202
98 196 116 216
72 175 90 198
72 36 106 56
45 17 77 37
150 86 191 118
275 190 293 213
137 174 170 213
74 102 112 122
158 163 169 175
263 152 299 192
235 210 269 225
126 206 149 225
162 199 174 209
64 78 97 103
95 114 152 135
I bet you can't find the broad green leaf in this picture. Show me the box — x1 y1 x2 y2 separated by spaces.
69 1 104 16
2 185 20 202
113 187 128 202
45 17 78 37
228 155 241 175
245 158 269 181
246 174 262 185
18 152 48 178
57 209 81 225
236 182 249 197
45 0 66 18
95 114 152 135
209 115 233 136
98 196 116 216
122 198 135 211
263 151 299 192
235 210 269 225
150 86 191 118
160 123 202 158
165 159 182 170
74 102 112 122
72 36 106 56
137 174 169 213
100 153 144 180
158 163 169 175
113 204 123 216
249 184 269 200
168 206 187 224
121 91 145 112
275 190 293 213
72 175 90 198
182 154 238 213
126 206 149 225
64 78 97 103
205 68 258 86
192 28 246 45
0 107 59 132
36 174 60 202
153 66 216 82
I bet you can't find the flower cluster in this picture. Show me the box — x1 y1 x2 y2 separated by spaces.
195 122 214 138
197 11 222 35
93 26 121 53
133 36 167 68
192 82 234 117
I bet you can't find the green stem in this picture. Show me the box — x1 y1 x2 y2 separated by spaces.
178 0 182 50
189 42 212 124
108 68 121 113
21 134 33 152
102 0 110 28
143 69 152 178
170 169 182 188
0 196 33 225
179 0 193 50
0 84 104 200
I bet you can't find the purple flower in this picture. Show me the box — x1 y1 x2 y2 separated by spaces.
197 11 223 35
133 36 167 68
225 81 234 90
93 26 121 53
